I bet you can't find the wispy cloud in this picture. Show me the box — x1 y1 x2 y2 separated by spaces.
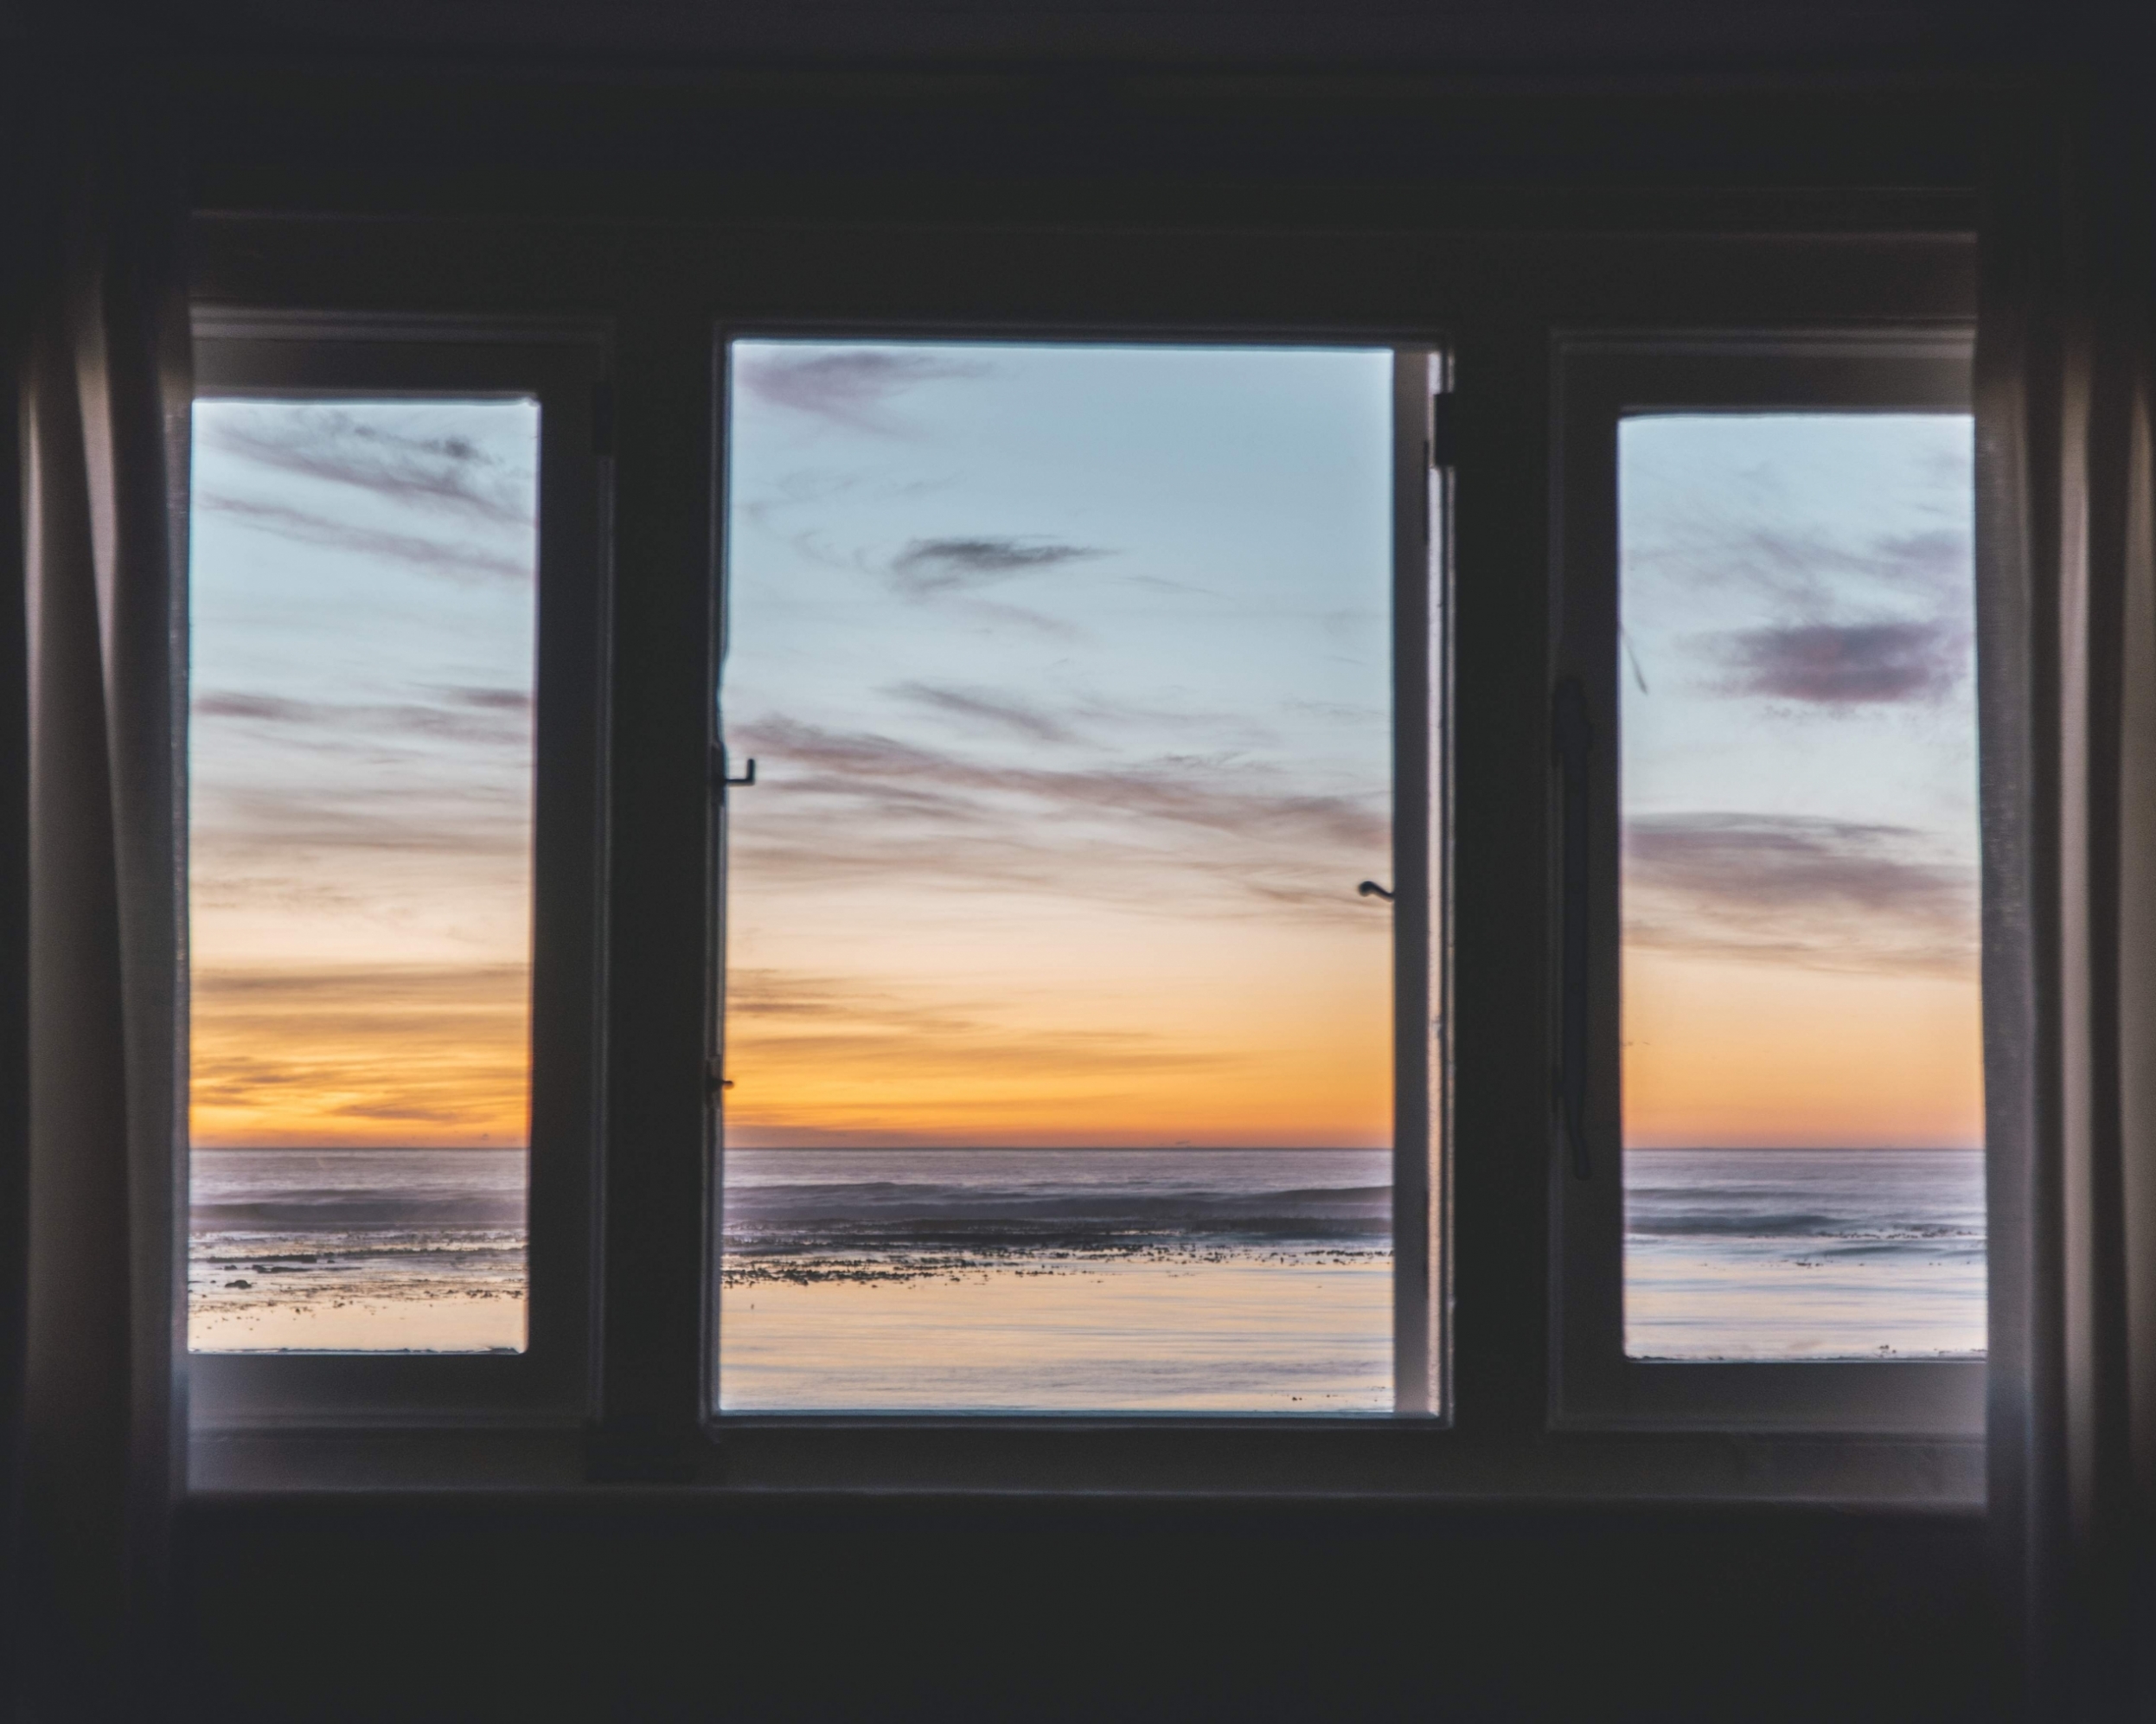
190 962 531 1144
722 968 1233 1128
1711 619 1967 706
888 536 1110 599
198 781 529 862
438 686 532 714
196 494 533 586
194 687 533 748
724 715 1389 920
886 682 1081 745
196 407 534 528
1632 516 1972 616
739 715 1385 849
1624 811 1976 973
190 686 534 915
735 349 993 433
194 962 529 1007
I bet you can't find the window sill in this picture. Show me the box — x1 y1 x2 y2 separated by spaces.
188 1420 1983 1509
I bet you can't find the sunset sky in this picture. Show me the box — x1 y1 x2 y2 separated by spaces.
721 341 1398 1149
189 396 540 1149
1619 413 1982 1150
186 362 1978 1160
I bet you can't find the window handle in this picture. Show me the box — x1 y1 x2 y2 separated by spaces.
1357 880 1394 901
714 747 757 788
1552 676 1595 1180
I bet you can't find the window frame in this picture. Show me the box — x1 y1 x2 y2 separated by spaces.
1547 330 1986 1436
180 215 1990 1503
701 324 1452 1426
185 313 611 1432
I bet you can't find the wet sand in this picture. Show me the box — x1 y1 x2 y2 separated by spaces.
720 1250 1391 1413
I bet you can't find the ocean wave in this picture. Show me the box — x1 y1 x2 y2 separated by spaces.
191 1194 527 1230
722 1182 1391 1258
732 1178 1382 1212
1627 1207 1982 1240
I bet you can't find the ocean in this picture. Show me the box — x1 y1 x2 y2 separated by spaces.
186 1144 1987 1386
719 1148 1393 1413
188 1148 528 1353
1623 1147 1986 1361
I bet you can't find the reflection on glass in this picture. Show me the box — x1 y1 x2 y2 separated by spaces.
720 341 1396 1411
1619 413 1985 1361
188 398 539 1353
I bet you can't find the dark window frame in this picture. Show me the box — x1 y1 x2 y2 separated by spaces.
1548 330 1985 1436
182 216 1988 1503
701 327 1451 1426
186 315 612 1433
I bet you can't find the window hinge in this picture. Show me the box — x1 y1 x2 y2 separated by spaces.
592 381 615 458
1430 390 1456 470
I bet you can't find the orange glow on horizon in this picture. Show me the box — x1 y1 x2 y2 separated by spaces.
723 899 1393 1149
189 964 531 1149
1622 947 1983 1149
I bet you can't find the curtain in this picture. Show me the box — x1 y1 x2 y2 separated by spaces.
4 74 191 1720
1979 72 2156 1724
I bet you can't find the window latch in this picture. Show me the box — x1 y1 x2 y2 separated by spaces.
714 747 756 788
1357 880 1394 901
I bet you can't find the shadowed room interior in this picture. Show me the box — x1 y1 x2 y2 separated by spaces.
4 0 2155 1719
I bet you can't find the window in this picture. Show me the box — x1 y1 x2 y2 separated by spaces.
1551 334 1985 1433
183 215 1983 1499
714 337 1447 1416
186 317 607 1426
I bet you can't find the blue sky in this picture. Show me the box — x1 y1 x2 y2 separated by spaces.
189 397 540 1146
1619 413 1982 1148
721 340 1399 1148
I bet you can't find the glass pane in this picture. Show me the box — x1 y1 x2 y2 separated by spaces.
188 397 540 1353
1619 413 1985 1361
720 341 1396 1411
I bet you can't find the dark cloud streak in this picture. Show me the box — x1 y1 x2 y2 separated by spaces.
889 536 1109 598
198 408 533 527
724 968 1230 1080
887 682 1080 745
194 689 532 749
1624 811 1976 972
197 494 532 586
1714 619 1967 706
736 349 992 433
723 715 1389 923
739 715 1385 851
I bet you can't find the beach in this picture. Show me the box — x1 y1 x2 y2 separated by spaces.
1624 1146 1986 1360
189 1147 527 1353
186 1143 1987 1377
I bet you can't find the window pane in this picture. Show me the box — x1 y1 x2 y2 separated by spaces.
720 341 1396 1412
188 398 540 1353
1619 413 1985 1361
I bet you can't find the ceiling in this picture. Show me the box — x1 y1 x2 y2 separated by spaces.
37 0 2031 75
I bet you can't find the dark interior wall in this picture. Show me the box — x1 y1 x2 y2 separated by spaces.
184 61 1990 229
182 1496 2005 1722
167 53 2006 1723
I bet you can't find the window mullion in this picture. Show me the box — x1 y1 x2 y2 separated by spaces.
590 290 717 1480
